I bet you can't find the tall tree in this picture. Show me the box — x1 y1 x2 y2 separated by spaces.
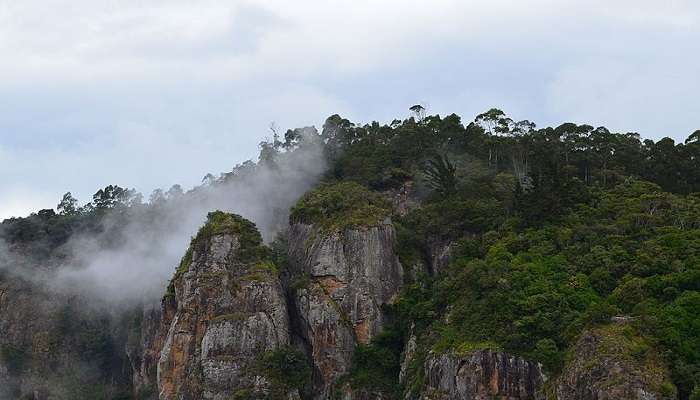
57 192 79 215
423 154 457 197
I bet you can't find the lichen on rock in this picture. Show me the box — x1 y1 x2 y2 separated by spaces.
287 218 404 398
419 349 545 400
554 322 677 400
155 211 294 400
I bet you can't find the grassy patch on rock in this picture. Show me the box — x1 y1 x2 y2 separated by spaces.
165 211 271 299
290 182 390 231
254 346 311 397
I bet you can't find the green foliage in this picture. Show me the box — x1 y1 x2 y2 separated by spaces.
422 154 457 197
345 328 404 398
57 192 79 215
533 339 562 371
0 343 30 376
5 109 700 399
176 247 194 276
244 261 279 282
290 182 390 230
255 346 311 395
392 177 700 395
689 386 700 400
191 211 265 257
171 211 269 284
92 185 137 210
54 305 120 377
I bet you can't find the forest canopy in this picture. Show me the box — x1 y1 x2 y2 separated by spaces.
2 108 700 398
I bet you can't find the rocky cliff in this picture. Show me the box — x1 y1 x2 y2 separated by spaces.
127 204 406 400
287 221 404 398
0 274 61 399
418 349 545 400
153 211 295 400
554 322 675 400
126 301 172 399
1 197 683 400
0 253 132 400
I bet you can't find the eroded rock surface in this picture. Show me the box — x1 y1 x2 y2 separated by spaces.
555 323 675 400
288 222 403 399
419 350 545 400
156 214 292 400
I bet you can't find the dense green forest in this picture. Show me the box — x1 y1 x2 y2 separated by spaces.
293 108 700 399
2 108 700 398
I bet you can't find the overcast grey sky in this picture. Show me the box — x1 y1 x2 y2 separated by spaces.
1 0 698 219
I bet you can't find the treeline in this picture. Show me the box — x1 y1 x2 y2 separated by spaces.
3 107 699 263
322 107 700 193
2 107 700 398
304 108 700 398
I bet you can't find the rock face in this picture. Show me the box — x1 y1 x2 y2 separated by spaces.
427 239 454 275
0 256 132 400
384 181 418 217
156 214 292 400
0 275 58 399
419 350 545 400
555 323 674 400
399 328 417 385
288 221 404 398
127 301 172 399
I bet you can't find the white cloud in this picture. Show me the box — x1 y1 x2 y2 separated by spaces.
0 185 54 220
5 0 694 84
0 0 699 218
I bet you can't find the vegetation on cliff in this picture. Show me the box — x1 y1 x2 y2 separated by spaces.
289 181 390 230
2 107 700 399
190 211 269 263
167 211 271 296
253 346 311 398
311 109 700 399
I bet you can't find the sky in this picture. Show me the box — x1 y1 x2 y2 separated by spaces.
0 0 699 219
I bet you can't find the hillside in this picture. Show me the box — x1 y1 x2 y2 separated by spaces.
1 108 699 399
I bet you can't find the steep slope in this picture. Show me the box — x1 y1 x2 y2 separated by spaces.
287 183 404 398
126 302 172 399
419 349 545 399
3 111 700 399
288 222 403 398
555 322 676 400
0 250 131 399
154 212 295 400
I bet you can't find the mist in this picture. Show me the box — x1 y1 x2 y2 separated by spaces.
0 132 326 308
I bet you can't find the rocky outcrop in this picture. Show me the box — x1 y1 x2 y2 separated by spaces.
337 384 389 400
399 328 417 385
156 212 293 400
418 350 545 400
427 239 454 275
126 301 174 399
288 221 403 398
0 260 132 400
555 323 675 400
384 181 419 217
0 275 56 400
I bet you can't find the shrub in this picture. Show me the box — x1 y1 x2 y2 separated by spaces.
256 346 311 393
170 211 270 285
290 182 390 230
346 328 403 397
0 343 30 376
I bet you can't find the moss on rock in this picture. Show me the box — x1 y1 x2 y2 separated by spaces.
289 182 390 231
165 211 271 299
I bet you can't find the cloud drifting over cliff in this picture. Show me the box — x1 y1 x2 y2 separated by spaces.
0 0 699 218
1 139 326 307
